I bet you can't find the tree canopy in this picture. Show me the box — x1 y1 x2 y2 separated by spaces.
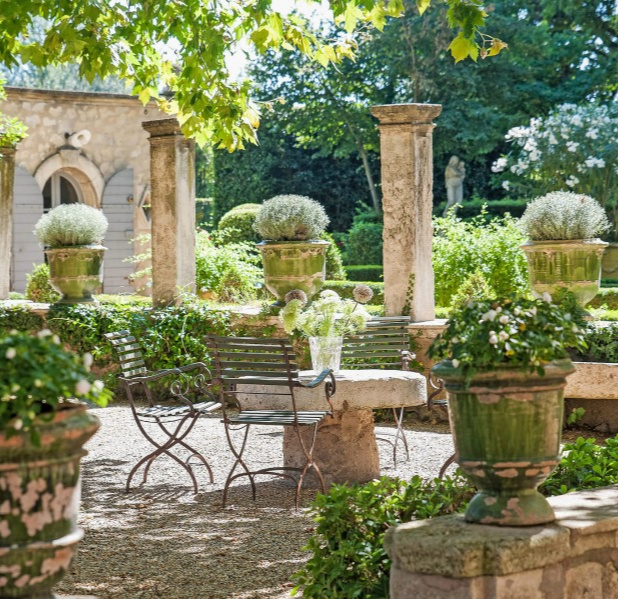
0 0 504 148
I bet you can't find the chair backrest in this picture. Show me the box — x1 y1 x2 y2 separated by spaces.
207 336 299 387
342 316 411 370
105 330 148 379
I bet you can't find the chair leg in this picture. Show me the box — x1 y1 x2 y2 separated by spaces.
439 453 457 478
222 424 256 508
391 407 410 465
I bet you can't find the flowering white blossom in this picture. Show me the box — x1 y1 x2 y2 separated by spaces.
489 333 498 345
5 348 16 359
499 315 509 324
566 141 579 152
584 157 605 168
37 329 52 339
586 129 598 140
499 330 509 341
542 292 553 303
501 180 511 191
13 419 23 431
452 359 460 368
482 310 497 322
491 157 508 173
93 380 105 392
565 175 579 188
83 353 94 370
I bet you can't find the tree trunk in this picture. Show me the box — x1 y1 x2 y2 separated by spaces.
358 141 381 213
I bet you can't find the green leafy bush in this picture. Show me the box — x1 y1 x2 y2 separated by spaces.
322 280 384 306
254 195 329 241
433 211 529 307
345 265 383 282
25 263 60 303
586 287 618 309
293 474 475 598
519 191 610 241
345 221 383 265
322 232 346 281
195 231 261 302
574 322 618 363
0 305 44 334
217 203 261 244
450 270 495 311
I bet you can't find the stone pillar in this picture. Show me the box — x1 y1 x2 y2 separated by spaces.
0 146 16 299
142 119 196 307
370 104 442 321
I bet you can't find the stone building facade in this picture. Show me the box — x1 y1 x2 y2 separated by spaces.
3 87 167 293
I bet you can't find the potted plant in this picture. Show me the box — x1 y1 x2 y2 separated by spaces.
34 203 109 304
520 191 610 307
0 329 110 597
280 287 372 373
428 296 584 526
254 194 330 304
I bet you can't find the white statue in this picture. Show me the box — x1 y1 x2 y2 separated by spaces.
443 155 466 215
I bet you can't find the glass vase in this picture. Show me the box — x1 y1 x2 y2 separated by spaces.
309 336 343 374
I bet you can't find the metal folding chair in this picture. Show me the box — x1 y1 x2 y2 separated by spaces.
342 316 419 465
105 330 221 493
207 335 336 508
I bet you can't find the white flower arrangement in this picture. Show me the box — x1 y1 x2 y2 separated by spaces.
280 289 370 338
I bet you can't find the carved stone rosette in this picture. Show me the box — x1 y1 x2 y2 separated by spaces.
0 403 99 596
257 240 330 304
45 245 106 304
521 239 608 307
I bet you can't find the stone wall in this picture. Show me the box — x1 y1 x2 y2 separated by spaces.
387 486 618 599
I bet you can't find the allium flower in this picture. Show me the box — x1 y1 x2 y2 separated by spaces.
75 379 91 395
285 289 308 305
353 284 374 304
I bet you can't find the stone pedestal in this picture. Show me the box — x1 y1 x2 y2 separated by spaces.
142 119 196 307
386 486 618 599
283 408 380 485
370 104 442 321
0 146 16 299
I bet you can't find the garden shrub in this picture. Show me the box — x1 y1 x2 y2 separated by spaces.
345 265 383 282
322 232 346 281
322 280 384 306
345 221 383 265
574 322 618 363
588 288 618 309
450 270 495 311
25 263 60 303
293 474 475 598
217 203 261 244
0 305 44 334
433 196 528 220
296 433 618 598
195 231 261 302
433 211 529 307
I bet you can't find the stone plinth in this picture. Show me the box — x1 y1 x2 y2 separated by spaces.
386 486 618 599
237 369 426 484
371 104 442 320
0 146 16 299
142 118 196 307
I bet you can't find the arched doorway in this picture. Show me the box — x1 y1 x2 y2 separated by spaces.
42 171 83 212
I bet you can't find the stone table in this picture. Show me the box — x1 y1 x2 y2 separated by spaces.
236 369 427 484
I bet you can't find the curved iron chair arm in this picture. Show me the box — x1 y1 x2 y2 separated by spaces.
298 368 333 389
297 369 337 415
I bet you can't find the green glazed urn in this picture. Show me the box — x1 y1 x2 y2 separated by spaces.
257 240 329 305
521 239 607 307
0 403 100 597
45 245 106 305
432 359 574 527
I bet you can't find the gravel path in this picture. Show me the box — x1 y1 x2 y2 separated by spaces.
56 405 455 599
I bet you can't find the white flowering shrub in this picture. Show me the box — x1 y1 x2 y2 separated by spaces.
520 191 611 241
254 195 329 241
34 204 108 247
493 102 618 238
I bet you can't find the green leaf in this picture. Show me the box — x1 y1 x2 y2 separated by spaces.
344 3 363 33
448 32 473 62
416 0 431 15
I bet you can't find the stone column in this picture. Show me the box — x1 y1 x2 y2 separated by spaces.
370 104 442 321
0 146 16 299
142 119 196 307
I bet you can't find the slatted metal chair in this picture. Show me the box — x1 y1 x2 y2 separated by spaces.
207 335 336 508
426 376 454 477
342 316 418 464
105 330 221 493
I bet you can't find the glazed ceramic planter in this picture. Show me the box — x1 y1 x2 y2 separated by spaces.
521 239 607 307
432 359 574 526
257 240 329 305
45 245 106 305
0 403 99 597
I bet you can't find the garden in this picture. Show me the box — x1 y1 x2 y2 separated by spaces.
1 1 618 598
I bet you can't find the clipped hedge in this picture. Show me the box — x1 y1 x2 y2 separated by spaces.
322 280 384 306
217 203 261 244
344 221 383 265
588 287 618 309
345 265 383 282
